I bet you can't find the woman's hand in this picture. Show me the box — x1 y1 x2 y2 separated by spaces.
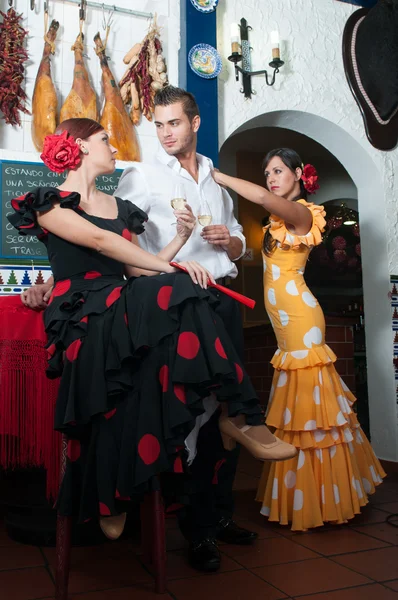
172 260 216 289
21 282 53 310
211 168 227 188
174 204 196 240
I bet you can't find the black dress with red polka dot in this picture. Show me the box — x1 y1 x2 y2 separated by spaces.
8 188 262 521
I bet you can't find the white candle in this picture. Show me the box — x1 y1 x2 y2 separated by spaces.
230 23 241 54
270 30 280 59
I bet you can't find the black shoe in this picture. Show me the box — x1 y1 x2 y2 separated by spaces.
216 518 258 545
189 538 221 572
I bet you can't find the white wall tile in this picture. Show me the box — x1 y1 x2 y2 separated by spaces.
0 124 25 153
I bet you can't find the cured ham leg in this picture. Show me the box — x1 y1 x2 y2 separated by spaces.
31 19 59 152
60 34 98 122
94 32 140 162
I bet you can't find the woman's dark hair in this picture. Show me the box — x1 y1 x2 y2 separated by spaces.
262 148 307 256
56 118 104 140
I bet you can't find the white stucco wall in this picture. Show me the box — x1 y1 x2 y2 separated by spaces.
217 0 398 461
0 0 179 164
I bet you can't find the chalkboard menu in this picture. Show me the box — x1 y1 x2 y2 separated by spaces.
1 160 124 260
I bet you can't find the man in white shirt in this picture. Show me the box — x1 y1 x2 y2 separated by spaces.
22 86 257 570
116 86 257 572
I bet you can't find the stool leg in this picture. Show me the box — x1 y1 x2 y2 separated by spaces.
141 495 152 564
54 514 72 600
152 490 166 594
54 434 72 600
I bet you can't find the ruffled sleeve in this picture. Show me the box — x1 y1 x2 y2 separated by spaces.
119 199 148 235
267 199 326 250
8 187 81 238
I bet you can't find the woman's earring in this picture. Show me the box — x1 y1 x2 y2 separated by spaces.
82 148 89 155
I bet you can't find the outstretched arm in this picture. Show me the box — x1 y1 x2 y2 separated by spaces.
37 204 176 273
36 204 213 289
212 170 312 234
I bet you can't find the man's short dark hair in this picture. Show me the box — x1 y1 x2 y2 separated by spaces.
154 86 200 122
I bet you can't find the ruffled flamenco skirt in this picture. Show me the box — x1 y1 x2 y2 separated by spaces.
44 271 261 522
256 344 386 531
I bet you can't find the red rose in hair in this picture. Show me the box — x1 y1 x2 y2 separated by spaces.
40 130 81 173
301 163 320 194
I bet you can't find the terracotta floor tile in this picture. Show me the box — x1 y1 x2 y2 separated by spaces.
49 554 152 594
347 505 392 526
164 528 189 552
333 546 398 581
293 528 388 556
353 523 398 545
221 536 318 568
0 545 44 571
0 566 54 600
233 492 273 526
252 557 370 596
370 486 398 505
232 516 283 540
293 582 398 600
167 569 287 600
0 519 20 547
155 549 242 580
384 579 398 591
376 502 398 514
72 584 174 599
43 540 135 566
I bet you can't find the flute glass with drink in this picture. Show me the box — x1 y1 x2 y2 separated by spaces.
198 198 212 236
170 182 187 225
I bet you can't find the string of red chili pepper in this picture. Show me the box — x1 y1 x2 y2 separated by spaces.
120 39 153 118
0 8 30 126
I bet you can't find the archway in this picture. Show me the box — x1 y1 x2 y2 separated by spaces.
220 110 397 461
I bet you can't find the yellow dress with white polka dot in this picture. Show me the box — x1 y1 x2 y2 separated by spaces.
256 200 386 531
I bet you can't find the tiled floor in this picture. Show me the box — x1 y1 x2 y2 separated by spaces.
1 452 398 600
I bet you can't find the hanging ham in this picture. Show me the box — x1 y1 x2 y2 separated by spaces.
31 19 59 152
94 32 140 162
60 33 98 123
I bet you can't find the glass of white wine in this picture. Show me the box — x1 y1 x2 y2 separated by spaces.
170 182 187 225
198 199 212 235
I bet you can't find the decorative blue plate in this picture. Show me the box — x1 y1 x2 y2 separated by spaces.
188 43 222 79
190 0 219 13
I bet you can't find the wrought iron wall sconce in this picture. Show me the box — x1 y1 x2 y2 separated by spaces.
228 18 284 99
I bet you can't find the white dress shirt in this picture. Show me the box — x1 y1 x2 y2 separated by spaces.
116 147 246 281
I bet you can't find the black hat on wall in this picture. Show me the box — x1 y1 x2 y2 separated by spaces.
342 0 398 150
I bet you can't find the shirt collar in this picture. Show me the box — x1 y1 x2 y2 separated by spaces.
156 146 212 179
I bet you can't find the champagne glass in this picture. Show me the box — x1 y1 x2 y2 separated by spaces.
170 182 187 225
198 198 213 232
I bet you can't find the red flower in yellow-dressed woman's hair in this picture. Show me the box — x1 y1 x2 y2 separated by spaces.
40 130 81 173
301 163 320 194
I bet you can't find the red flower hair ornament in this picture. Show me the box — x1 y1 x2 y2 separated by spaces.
301 163 320 194
40 130 82 173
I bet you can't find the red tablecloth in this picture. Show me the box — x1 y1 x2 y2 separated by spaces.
0 295 60 499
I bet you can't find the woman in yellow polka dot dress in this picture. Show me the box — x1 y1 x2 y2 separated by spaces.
212 148 385 531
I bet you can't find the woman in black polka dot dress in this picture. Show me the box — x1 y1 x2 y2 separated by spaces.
8 119 296 537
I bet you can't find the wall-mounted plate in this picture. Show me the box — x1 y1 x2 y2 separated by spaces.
188 43 222 79
190 0 219 13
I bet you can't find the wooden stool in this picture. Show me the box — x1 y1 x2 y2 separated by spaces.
54 435 167 599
